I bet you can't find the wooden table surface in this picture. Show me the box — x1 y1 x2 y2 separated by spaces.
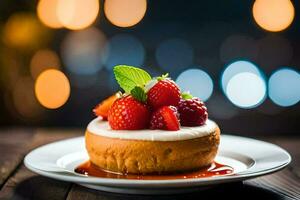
0 129 299 200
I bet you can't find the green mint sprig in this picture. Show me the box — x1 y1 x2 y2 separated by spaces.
131 86 147 102
113 65 151 102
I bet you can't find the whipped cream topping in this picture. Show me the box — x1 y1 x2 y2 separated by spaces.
87 117 218 141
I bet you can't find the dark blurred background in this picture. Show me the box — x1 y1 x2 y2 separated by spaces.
0 0 299 136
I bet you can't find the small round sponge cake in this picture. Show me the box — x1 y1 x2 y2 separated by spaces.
85 118 220 174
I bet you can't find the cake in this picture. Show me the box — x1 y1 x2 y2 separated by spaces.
85 65 220 174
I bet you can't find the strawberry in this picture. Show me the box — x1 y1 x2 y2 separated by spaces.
149 106 180 131
108 95 150 130
178 97 208 126
147 79 181 109
93 93 119 120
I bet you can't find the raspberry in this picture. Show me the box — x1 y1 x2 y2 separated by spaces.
178 98 208 126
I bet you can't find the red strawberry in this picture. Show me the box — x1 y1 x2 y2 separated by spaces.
93 93 119 120
147 79 181 109
178 98 208 126
149 106 180 131
108 95 150 130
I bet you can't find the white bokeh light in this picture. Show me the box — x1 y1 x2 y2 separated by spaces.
268 68 300 107
221 60 262 92
225 72 266 108
176 68 213 101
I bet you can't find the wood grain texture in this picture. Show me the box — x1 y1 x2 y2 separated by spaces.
0 129 81 199
0 165 71 200
247 168 300 199
0 129 34 187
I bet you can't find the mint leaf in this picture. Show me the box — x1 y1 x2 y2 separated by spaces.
114 65 151 93
131 86 147 102
181 92 193 100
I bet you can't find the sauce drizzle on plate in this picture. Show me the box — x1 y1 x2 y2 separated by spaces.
75 161 234 180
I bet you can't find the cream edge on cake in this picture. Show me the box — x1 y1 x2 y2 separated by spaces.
88 117 218 141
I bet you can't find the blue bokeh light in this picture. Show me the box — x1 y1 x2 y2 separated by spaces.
225 72 267 108
268 68 300 107
155 38 194 73
105 34 145 69
221 60 262 92
61 27 108 75
176 68 213 101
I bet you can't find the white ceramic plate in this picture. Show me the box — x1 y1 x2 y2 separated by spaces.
24 135 291 194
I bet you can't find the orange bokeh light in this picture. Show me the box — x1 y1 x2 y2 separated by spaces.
57 0 99 30
104 0 147 27
35 69 70 109
252 0 295 32
3 12 49 50
37 0 62 29
30 49 61 79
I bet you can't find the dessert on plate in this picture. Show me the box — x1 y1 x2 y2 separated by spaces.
85 66 220 174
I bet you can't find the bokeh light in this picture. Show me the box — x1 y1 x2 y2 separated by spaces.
221 60 262 93
105 34 145 69
30 49 61 79
252 0 295 32
176 68 213 101
3 12 49 50
12 77 43 119
268 68 300 107
156 38 194 74
220 35 258 63
35 69 70 109
37 0 62 29
61 27 107 75
104 0 147 27
225 72 267 108
57 0 99 30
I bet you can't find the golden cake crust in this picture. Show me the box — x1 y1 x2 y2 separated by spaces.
85 125 220 174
